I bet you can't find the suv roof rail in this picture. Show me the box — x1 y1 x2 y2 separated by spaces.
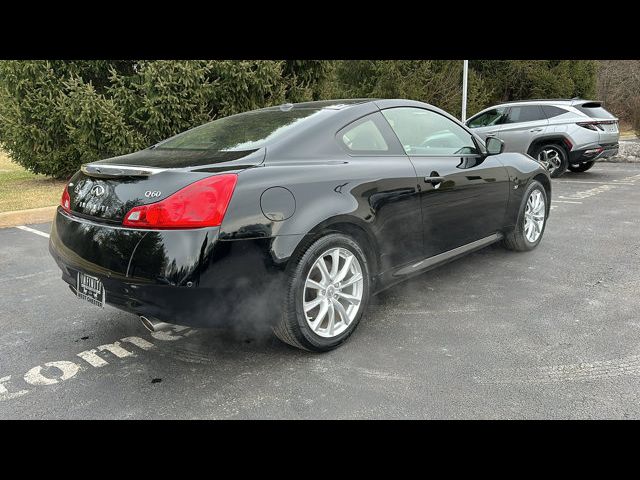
498 98 583 104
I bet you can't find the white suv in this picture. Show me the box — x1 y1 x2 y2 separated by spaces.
466 99 619 177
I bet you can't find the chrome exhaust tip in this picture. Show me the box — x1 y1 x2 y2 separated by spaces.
139 315 171 332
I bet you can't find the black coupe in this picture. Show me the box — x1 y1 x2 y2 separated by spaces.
49 99 551 351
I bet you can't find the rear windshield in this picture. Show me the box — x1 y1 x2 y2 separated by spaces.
574 103 615 119
155 108 328 151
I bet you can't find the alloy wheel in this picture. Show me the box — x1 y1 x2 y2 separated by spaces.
537 148 563 174
524 189 545 243
303 247 364 338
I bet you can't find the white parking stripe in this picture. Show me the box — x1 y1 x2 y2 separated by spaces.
555 180 635 186
552 200 583 204
15 225 49 238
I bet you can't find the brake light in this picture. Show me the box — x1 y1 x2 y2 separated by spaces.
61 184 71 212
122 174 238 229
576 122 601 131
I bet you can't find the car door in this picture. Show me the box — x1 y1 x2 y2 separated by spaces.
381 107 510 258
336 112 424 273
494 105 549 153
466 106 509 141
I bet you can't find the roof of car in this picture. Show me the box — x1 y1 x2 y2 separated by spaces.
262 99 377 111
493 98 599 107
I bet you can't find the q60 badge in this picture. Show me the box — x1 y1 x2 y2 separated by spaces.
144 190 162 198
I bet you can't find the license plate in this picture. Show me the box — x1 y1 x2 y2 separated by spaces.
76 272 105 308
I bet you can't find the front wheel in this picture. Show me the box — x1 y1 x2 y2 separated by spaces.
273 233 370 352
503 180 548 252
568 160 596 172
533 144 568 178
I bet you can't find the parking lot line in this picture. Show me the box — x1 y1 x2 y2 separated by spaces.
555 180 636 186
15 225 50 239
552 200 583 204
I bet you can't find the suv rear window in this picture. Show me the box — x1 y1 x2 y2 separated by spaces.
574 102 615 119
541 105 569 119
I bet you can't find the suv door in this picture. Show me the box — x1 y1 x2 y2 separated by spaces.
380 107 510 258
495 105 549 153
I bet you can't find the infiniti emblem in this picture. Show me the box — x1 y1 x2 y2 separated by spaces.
91 185 106 197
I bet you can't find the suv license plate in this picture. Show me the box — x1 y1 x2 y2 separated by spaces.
77 272 105 308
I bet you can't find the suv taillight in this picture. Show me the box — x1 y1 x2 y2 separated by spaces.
122 174 237 229
60 184 71 212
577 120 617 131
576 121 602 131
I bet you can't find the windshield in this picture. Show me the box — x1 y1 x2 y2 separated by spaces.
155 108 327 151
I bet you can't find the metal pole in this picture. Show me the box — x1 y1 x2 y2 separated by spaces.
462 60 469 122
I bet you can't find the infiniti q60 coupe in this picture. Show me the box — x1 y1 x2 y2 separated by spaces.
49 99 551 352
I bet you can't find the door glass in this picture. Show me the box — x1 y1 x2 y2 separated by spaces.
382 107 479 156
541 105 569 119
504 105 546 123
467 108 508 128
341 119 389 152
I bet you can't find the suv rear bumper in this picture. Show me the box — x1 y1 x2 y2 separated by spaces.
569 143 619 164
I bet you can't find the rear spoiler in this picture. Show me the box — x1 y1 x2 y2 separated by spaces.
81 164 167 178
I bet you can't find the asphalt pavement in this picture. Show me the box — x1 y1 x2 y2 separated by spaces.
1 163 640 419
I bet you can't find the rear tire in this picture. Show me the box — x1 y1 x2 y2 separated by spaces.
533 143 568 178
273 233 370 352
503 180 548 252
568 160 596 172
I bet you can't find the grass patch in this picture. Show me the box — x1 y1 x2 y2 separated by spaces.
0 150 66 213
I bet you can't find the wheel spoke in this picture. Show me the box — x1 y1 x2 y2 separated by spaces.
304 296 323 313
340 272 362 289
334 253 354 283
332 298 350 326
310 300 329 331
329 248 340 278
336 292 361 305
306 279 324 290
316 257 331 283
526 222 534 239
326 302 336 336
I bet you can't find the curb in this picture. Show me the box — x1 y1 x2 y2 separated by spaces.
0 206 57 228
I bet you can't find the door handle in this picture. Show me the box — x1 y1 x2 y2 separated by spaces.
424 176 445 184
529 128 543 132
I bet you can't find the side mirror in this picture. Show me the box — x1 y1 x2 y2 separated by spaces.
486 136 504 155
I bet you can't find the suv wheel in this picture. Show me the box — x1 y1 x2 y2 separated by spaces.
568 160 596 173
273 233 370 352
533 144 568 178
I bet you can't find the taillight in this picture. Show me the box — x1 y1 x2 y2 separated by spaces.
61 184 71 212
122 174 238 229
576 122 601 131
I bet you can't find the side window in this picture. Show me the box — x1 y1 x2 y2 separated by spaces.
542 105 569 119
505 105 546 124
340 119 389 152
382 107 479 156
467 107 508 128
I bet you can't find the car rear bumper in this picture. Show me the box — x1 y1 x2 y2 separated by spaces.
569 143 619 164
49 208 291 328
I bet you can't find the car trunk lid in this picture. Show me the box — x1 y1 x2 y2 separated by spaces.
67 147 264 223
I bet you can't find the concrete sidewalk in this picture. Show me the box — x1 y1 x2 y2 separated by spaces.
0 206 57 228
